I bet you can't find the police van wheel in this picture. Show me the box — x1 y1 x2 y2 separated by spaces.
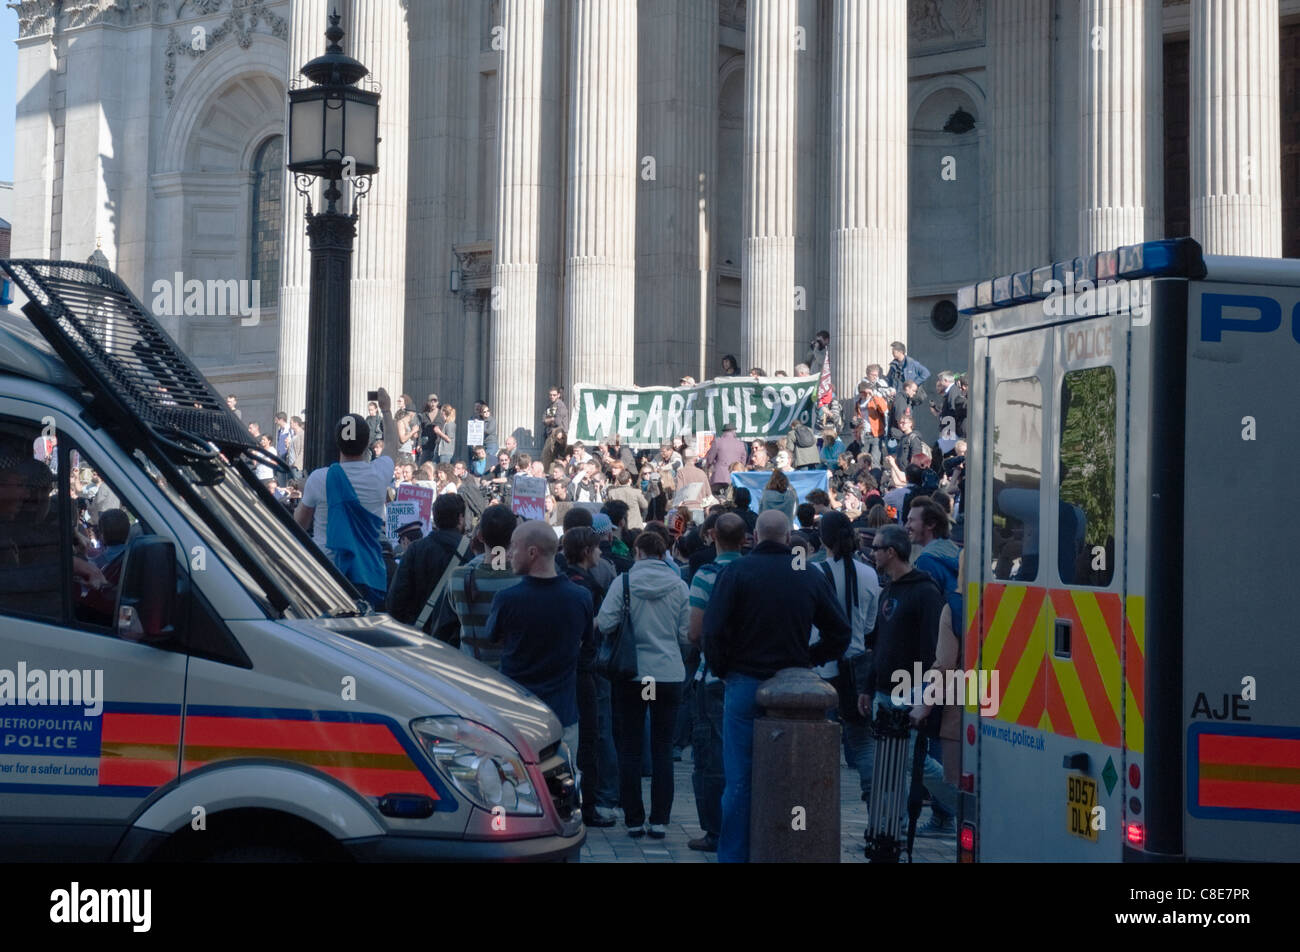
202 844 309 863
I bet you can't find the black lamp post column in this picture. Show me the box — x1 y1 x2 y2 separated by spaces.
303 181 358 473
287 10 380 474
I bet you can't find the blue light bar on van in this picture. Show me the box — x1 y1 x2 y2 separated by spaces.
955 238 1207 316
1116 237 1206 279
957 283 975 312
1011 271 1035 302
1030 265 1054 297
0 277 12 306
992 274 1013 305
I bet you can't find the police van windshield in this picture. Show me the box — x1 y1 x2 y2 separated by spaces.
138 449 361 619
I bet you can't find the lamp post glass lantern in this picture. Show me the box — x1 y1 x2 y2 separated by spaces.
288 10 380 473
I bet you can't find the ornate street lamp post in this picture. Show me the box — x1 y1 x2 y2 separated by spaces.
286 10 380 473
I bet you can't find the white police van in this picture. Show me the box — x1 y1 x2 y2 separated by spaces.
957 238 1300 862
0 260 582 861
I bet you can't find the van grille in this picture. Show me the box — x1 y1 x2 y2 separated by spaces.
540 754 578 826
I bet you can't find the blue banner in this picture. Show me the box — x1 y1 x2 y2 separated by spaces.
730 469 828 514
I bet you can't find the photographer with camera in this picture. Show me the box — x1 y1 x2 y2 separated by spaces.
804 330 830 376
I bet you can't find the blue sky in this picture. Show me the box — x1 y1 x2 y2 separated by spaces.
1 7 17 182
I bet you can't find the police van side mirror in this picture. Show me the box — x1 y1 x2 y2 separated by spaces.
116 536 180 644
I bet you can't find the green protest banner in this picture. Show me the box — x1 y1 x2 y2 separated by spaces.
571 376 819 448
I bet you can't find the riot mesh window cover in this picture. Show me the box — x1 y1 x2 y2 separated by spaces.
0 260 255 457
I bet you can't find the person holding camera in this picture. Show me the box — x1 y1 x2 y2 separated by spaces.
805 330 830 376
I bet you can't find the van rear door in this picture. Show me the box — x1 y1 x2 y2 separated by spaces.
969 305 1132 861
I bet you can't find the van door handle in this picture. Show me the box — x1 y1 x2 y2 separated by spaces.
1054 618 1071 658
1063 752 1089 771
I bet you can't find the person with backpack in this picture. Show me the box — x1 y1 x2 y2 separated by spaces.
786 416 822 470
594 531 691 839
809 511 882 803
386 493 472 641
449 504 523 670
294 398 398 608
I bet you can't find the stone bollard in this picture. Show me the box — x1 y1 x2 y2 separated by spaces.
749 667 841 863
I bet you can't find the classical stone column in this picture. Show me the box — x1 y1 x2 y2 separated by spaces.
345 0 409 412
828 0 907 391
564 0 638 394
461 291 485 439
277 0 330 419
491 0 564 451
1190 0 1281 256
635 0 717 385
1078 0 1149 255
741 0 798 375
989 0 1052 274
1144 0 1164 241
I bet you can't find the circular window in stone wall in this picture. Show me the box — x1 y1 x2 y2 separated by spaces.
931 299 960 336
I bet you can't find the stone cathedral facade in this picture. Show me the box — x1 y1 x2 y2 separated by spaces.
9 0 1300 450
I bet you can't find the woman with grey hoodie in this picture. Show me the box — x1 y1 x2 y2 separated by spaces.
595 530 690 839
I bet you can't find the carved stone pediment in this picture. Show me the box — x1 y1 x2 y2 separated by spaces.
721 0 745 30
909 0 984 54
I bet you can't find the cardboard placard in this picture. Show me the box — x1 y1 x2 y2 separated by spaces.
395 483 435 534
510 475 548 521
386 500 420 541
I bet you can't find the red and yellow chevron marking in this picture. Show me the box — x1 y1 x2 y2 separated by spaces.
1197 734 1300 812
966 583 1145 751
181 715 440 800
100 711 182 788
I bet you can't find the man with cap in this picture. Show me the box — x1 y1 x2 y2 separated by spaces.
673 445 711 511
846 378 890 469
703 423 748 494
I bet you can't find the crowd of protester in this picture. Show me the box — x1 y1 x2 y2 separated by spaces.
271 335 973 860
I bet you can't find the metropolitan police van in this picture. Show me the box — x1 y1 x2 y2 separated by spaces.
956 238 1299 863
0 260 582 862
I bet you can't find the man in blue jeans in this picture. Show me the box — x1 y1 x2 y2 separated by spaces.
702 510 850 863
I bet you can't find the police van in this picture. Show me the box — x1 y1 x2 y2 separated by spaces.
0 260 582 862
956 238 1299 862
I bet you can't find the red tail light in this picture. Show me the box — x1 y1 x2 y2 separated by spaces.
1125 822 1145 846
960 771 975 793
960 824 976 852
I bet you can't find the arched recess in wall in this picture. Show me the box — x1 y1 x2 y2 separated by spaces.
908 74 987 293
150 38 286 387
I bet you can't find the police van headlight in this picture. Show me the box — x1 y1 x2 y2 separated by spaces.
412 717 542 816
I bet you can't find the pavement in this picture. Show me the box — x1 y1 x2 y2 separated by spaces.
579 752 958 863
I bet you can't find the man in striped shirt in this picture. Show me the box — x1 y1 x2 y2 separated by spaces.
684 512 746 853
450 504 523 670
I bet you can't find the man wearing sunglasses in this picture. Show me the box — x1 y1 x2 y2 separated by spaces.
858 525 957 831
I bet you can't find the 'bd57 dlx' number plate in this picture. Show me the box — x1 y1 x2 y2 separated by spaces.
1067 774 1098 842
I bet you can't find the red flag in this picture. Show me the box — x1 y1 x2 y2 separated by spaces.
817 346 834 408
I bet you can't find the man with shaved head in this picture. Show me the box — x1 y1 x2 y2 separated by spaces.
702 509 851 862
484 520 594 766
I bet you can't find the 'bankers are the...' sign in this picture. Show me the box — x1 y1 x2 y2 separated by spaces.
572 377 818 449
